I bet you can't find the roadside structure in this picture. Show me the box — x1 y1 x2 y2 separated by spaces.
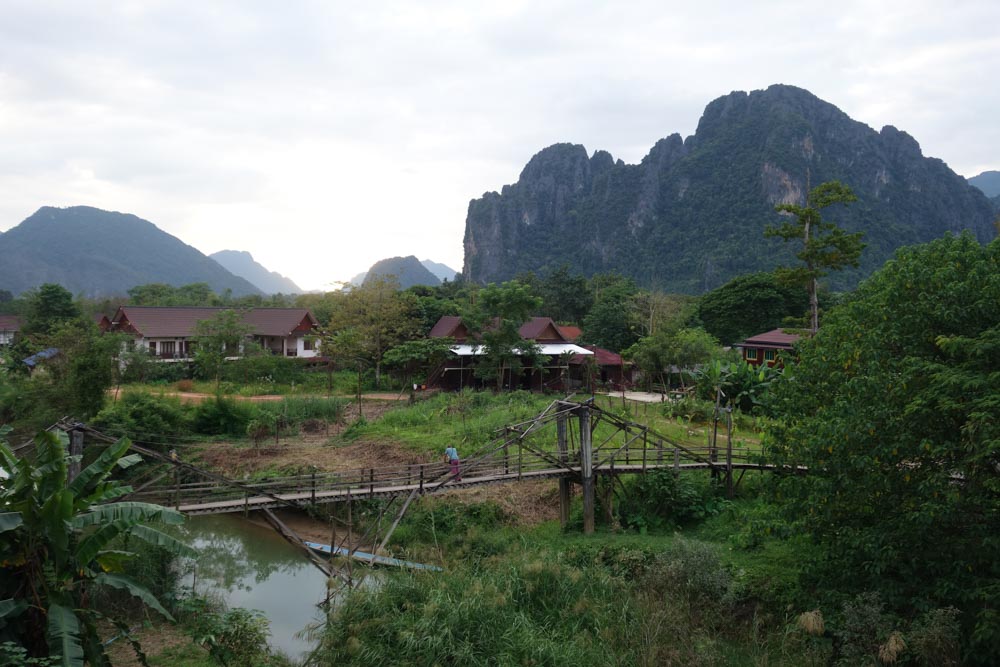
107 306 320 361
427 315 592 390
737 328 803 367
0 315 22 347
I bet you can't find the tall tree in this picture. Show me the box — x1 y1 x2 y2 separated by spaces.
464 281 542 391
581 277 640 352
321 277 420 387
766 181 865 331
767 234 1000 657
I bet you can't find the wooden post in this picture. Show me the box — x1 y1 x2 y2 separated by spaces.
673 449 680 477
503 440 509 476
711 387 721 482
517 438 523 481
174 468 181 510
369 468 374 496
557 411 570 529
243 490 248 517
642 430 647 473
726 407 734 498
68 427 84 483
419 465 424 492
311 469 317 505
579 406 594 535
346 488 353 587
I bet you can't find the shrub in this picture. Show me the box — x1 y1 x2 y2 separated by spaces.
175 379 194 392
92 391 192 449
191 397 260 437
616 470 728 532
177 596 276 666
908 607 961 666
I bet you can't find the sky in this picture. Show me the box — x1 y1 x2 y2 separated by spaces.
1 1 997 292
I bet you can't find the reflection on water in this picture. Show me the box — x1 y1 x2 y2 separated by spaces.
176 514 328 660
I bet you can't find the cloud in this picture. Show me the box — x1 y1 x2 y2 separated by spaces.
0 1 997 290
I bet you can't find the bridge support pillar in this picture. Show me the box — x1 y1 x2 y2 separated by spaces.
557 411 570 529
579 406 594 535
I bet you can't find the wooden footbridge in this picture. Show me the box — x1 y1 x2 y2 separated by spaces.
65 397 786 535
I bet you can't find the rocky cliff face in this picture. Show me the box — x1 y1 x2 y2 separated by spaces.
463 85 996 292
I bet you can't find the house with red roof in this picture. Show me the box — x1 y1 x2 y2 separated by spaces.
427 315 593 390
737 328 803 368
108 306 319 360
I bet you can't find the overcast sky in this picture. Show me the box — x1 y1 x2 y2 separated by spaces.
1 1 997 291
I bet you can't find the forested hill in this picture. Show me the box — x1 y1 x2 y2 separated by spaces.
463 84 996 292
363 255 441 288
0 206 262 297
210 249 302 294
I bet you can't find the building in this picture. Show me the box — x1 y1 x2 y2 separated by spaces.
107 306 320 360
0 315 21 347
738 328 803 367
428 315 593 390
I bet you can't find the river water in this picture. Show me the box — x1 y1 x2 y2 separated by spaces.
176 514 330 660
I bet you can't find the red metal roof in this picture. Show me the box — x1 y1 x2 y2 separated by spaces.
110 306 318 338
428 315 464 339
570 345 625 367
740 328 803 348
518 317 568 342
557 325 582 341
0 315 22 331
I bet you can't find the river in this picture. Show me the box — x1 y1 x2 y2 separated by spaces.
176 514 330 660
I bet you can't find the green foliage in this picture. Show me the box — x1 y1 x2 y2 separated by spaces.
0 430 191 665
626 326 718 389
617 470 729 531
176 597 275 667
581 276 640 352
465 280 544 390
766 233 1000 659
21 284 80 337
313 553 640 666
192 309 256 386
698 272 809 345
191 397 261 437
92 392 192 450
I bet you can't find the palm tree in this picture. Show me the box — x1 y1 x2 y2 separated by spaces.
0 427 193 666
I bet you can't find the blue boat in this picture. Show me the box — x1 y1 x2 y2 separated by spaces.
303 540 442 572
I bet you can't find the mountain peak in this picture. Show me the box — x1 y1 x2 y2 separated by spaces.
210 250 302 295
0 207 261 297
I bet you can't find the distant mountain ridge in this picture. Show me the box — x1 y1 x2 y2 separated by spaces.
968 170 1000 198
350 258 457 287
363 256 440 289
0 206 261 297
210 250 302 294
463 85 996 292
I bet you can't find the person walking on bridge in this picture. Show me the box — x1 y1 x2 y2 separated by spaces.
444 445 461 481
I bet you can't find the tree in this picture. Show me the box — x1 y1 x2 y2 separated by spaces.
320 277 420 388
697 272 808 345
192 309 254 388
581 277 640 352
626 327 719 390
536 265 594 324
0 429 193 665
464 281 542 391
382 337 456 389
766 181 865 331
766 234 1000 658
21 284 80 338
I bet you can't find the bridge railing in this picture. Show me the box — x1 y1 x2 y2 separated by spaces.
129 439 752 509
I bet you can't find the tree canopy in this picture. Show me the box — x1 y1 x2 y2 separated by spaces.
766 233 1000 659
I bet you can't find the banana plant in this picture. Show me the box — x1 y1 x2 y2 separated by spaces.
0 427 194 666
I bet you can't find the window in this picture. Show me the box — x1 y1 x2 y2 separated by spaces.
303 337 314 351
745 348 757 361
161 341 176 357
148 341 156 354
764 349 776 362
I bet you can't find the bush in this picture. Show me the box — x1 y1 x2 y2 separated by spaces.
616 470 729 532
92 392 192 449
661 396 716 423
191 397 261 437
177 596 277 666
